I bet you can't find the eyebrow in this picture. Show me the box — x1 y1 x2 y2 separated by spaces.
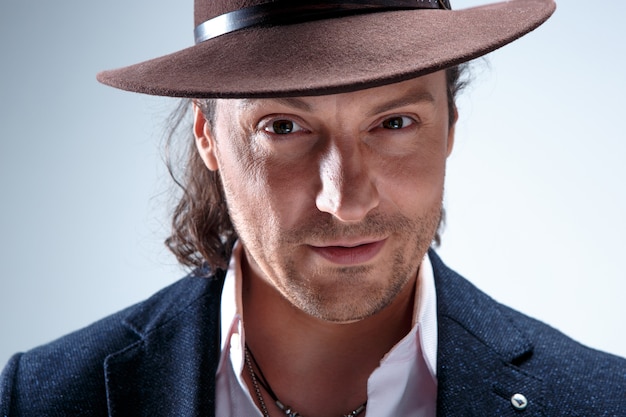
367 89 436 117
271 97 313 112
241 86 436 115
240 97 313 112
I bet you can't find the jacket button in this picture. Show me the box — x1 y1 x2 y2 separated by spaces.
511 393 528 410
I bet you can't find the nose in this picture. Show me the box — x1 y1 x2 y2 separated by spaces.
315 140 380 222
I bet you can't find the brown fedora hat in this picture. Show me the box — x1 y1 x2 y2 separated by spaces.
97 0 555 98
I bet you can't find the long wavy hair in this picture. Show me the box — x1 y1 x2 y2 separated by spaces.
164 65 470 271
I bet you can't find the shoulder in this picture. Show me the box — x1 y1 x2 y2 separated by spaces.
0 307 136 416
497 297 626 409
0 269 225 416
497 296 626 415
429 250 626 415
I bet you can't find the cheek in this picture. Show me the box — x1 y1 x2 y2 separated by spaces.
377 141 448 213
383 151 445 179
219 139 315 234
262 157 319 227
215 138 270 233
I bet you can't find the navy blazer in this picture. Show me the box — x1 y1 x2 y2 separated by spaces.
2 251 625 416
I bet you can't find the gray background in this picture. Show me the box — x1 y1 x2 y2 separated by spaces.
1 0 625 369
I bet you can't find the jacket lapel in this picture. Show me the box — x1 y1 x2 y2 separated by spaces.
430 251 546 416
103 269 225 417
100 252 546 416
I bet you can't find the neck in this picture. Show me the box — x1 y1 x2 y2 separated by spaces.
241 255 418 417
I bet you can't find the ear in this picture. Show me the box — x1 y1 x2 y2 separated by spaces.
193 102 219 171
446 106 458 157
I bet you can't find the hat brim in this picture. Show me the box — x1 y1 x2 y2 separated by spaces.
97 0 555 98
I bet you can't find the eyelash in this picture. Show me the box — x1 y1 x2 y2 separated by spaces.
259 114 418 137
262 118 307 135
378 115 416 130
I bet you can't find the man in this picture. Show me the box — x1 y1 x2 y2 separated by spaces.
1 0 625 416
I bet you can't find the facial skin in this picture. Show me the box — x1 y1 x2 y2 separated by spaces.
194 71 455 324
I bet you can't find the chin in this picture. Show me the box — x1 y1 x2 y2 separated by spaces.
285 263 414 323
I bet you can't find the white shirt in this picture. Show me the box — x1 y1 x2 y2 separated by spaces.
215 243 438 416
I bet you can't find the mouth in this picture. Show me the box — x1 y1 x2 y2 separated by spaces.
309 239 387 266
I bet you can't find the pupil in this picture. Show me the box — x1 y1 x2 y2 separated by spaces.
384 117 403 129
273 120 293 134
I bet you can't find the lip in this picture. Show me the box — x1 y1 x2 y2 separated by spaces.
309 239 387 266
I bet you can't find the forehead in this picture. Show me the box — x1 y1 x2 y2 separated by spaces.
214 71 448 117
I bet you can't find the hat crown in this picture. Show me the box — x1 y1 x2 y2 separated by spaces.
195 0 267 26
193 0 452 27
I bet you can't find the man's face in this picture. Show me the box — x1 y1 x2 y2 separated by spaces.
194 71 455 323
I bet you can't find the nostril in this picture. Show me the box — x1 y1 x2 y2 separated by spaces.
315 171 379 222
315 141 379 222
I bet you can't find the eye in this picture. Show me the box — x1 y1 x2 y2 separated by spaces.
381 116 415 130
264 119 305 135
